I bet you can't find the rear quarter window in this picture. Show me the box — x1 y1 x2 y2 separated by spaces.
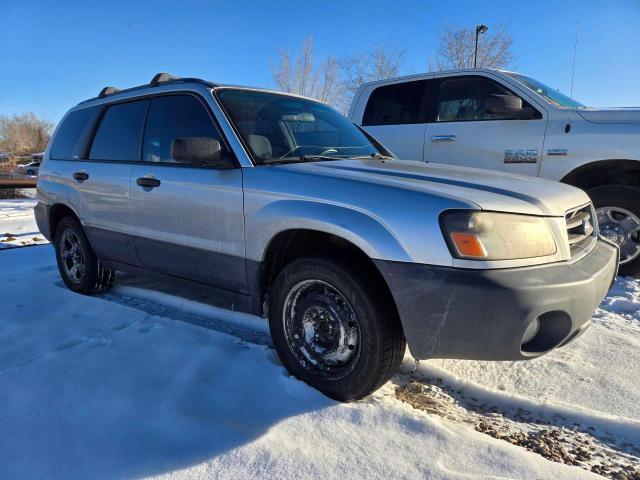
50 106 101 159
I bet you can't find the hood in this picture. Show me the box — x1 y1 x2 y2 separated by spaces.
283 159 590 217
577 107 640 125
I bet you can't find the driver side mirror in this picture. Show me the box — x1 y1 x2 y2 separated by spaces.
485 94 527 118
171 137 235 169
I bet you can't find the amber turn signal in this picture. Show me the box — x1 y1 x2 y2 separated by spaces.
450 232 487 258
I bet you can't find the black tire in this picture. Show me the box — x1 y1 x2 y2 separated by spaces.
54 216 116 294
269 256 405 402
588 185 640 276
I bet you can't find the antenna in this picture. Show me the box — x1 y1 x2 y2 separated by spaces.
570 23 579 101
566 23 579 130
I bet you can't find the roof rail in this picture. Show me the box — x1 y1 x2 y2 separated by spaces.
98 86 121 98
81 74 218 106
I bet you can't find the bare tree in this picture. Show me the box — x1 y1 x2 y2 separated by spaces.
0 113 54 156
430 25 515 71
338 46 406 112
272 37 341 105
272 38 405 112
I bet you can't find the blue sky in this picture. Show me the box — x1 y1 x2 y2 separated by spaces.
1 0 639 123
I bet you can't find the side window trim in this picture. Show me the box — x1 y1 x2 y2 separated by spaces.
433 75 543 123
53 91 239 167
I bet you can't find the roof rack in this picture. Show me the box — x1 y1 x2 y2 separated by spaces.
149 72 181 86
82 73 218 104
98 86 121 98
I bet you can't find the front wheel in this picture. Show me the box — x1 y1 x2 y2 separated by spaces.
54 216 116 294
588 185 640 276
268 256 405 402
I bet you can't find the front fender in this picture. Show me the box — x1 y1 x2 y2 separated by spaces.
245 199 413 263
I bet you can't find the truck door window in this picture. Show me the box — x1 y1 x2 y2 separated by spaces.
437 77 539 122
362 80 428 126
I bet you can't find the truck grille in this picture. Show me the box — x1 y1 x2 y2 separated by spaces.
565 204 597 257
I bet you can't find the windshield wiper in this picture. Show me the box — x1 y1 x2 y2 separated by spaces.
265 155 342 165
346 153 394 160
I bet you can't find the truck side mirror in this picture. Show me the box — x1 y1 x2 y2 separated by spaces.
171 137 235 169
485 94 525 118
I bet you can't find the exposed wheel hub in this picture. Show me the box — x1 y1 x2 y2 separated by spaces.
283 279 360 379
596 207 640 265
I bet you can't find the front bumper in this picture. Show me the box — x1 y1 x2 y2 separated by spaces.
374 239 618 361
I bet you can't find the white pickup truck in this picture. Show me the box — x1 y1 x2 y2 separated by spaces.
349 69 640 274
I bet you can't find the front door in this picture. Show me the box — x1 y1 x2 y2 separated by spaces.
130 94 247 292
424 75 547 177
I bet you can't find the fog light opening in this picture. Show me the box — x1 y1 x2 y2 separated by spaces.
521 311 572 354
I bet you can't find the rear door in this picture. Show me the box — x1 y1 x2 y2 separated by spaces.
424 74 547 176
360 79 433 160
67 99 148 265
130 94 247 292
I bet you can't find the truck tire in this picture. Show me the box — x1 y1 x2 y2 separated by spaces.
588 185 640 276
269 256 405 402
54 216 116 294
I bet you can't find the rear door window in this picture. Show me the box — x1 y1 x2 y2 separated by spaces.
362 80 428 126
50 106 101 159
89 99 149 161
142 94 227 165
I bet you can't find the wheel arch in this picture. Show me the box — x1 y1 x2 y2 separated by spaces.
560 159 640 190
256 228 401 328
49 203 81 241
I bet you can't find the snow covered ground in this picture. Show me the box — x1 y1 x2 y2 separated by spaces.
0 200 638 479
0 192 48 248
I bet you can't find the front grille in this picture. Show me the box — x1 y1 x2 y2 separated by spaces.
565 204 597 257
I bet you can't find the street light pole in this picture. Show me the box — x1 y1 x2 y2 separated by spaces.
474 24 488 68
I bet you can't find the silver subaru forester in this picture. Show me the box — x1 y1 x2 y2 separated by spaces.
35 73 618 401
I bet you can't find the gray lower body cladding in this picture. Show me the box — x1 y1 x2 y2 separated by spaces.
34 202 51 241
374 239 618 361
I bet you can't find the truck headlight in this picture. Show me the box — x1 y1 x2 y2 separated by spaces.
441 211 557 260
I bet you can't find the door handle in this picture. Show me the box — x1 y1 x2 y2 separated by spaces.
73 171 89 181
136 177 161 188
431 135 457 142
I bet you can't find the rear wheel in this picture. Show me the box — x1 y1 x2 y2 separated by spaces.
588 185 640 276
54 216 116 294
269 256 405 402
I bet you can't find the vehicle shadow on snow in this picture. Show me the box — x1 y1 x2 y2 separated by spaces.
1 277 335 479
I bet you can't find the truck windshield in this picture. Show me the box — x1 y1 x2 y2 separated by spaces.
216 88 385 165
503 72 585 109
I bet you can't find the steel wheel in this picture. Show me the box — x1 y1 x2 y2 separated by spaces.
596 206 640 264
282 279 360 380
59 229 86 284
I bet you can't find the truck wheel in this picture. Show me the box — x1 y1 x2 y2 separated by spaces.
588 185 640 276
54 216 116 294
269 256 405 402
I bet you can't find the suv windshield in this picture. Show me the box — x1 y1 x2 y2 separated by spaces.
503 72 585 109
216 88 384 165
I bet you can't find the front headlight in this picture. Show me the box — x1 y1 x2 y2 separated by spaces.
441 211 557 260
